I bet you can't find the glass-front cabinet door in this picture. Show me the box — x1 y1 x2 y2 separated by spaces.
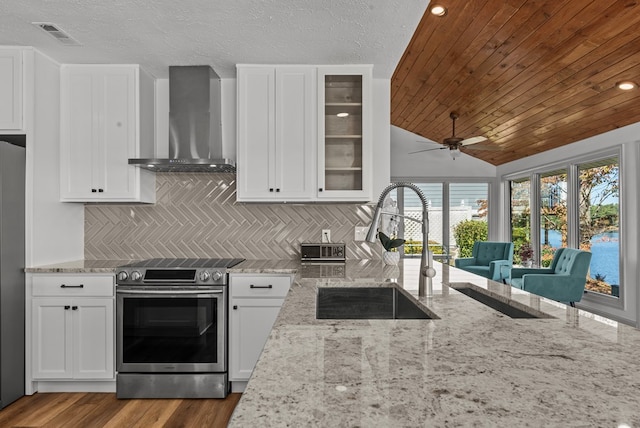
317 66 372 201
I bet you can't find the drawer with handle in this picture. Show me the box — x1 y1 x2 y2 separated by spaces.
32 274 114 297
230 274 292 298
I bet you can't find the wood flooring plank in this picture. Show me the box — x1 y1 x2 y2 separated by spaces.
163 394 242 428
8 393 85 427
45 393 125 428
0 393 241 428
0 393 53 427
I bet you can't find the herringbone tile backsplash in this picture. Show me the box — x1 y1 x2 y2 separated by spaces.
85 173 381 260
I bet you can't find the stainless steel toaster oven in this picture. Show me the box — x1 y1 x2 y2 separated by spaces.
300 243 345 263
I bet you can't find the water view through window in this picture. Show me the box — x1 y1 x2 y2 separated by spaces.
579 158 620 297
540 170 568 265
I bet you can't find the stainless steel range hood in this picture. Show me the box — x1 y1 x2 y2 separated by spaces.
129 66 235 172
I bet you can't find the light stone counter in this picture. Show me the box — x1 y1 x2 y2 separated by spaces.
229 259 640 427
24 258 299 274
25 259 137 273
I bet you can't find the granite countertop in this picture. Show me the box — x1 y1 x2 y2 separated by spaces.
24 258 300 274
24 259 137 273
229 259 640 427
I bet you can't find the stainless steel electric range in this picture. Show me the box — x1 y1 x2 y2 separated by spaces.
115 258 244 399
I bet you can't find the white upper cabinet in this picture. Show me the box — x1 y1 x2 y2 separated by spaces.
0 48 22 130
237 65 316 201
317 65 372 201
60 64 155 203
237 64 373 202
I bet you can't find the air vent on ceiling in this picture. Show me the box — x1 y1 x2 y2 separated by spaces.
32 22 81 46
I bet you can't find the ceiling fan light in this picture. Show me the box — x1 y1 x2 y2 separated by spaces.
430 4 447 16
617 81 637 91
449 148 461 159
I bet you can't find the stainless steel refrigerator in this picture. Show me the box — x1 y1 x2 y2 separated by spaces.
0 138 25 409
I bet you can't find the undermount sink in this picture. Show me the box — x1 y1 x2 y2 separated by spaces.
451 285 553 319
316 287 437 320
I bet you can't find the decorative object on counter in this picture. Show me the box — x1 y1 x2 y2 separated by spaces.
378 231 404 266
366 182 436 297
518 242 534 267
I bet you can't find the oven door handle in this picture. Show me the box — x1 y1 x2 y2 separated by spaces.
116 289 223 295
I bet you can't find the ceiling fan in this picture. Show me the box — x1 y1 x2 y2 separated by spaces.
410 112 489 159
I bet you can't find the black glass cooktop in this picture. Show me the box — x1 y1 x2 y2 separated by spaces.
121 258 245 269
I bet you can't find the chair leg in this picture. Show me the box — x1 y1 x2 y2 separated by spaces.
569 302 575 308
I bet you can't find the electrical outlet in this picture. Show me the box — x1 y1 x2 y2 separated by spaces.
354 226 368 241
322 229 331 243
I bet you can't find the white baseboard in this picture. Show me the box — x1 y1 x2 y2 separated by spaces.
231 381 247 393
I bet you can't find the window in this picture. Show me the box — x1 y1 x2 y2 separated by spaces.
449 183 488 260
509 178 531 264
578 158 620 297
539 169 567 266
393 182 489 264
503 151 624 316
399 184 443 259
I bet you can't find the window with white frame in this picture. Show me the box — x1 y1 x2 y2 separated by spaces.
506 153 621 301
394 182 489 263
578 157 620 297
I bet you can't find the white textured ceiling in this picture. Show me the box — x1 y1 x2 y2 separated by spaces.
0 0 427 79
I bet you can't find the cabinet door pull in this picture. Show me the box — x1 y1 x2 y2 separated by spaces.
98 188 104 193
269 188 274 192
319 188 323 192
91 189 97 193
276 188 280 192
233 305 238 310
64 305 71 310
72 306 78 310
60 284 84 288
250 284 273 289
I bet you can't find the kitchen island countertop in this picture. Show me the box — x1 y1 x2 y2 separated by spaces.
229 259 640 427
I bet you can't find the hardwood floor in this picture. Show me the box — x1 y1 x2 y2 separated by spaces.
0 392 241 427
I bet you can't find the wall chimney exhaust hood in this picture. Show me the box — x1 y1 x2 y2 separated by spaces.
129 66 235 172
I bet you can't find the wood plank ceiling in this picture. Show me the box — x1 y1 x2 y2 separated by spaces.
391 0 640 165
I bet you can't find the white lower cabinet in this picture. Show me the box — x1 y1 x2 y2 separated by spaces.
30 274 114 381
229 274 292 382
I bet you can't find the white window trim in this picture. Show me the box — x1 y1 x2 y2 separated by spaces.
502 147 625 314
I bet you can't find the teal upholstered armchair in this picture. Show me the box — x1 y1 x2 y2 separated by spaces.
508 247 592 306
454 241 514 282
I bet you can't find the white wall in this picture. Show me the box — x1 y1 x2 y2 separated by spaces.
390 125 501 240
497 122 640 326
372 79 391 197
390 125 497 179
26 49 84 266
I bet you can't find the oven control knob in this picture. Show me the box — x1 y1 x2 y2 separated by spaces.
116 271 128 282
199 271 210 282
130 271 142 282
212 270 223 281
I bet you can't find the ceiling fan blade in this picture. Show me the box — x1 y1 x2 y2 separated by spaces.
463 144 502 151
460 136 488 146
408 146 446 155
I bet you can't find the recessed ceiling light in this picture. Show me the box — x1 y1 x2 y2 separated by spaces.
336 112 349 117
147 164 155 168
209 164 218 168
430 4 447 16
617 81 637 91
